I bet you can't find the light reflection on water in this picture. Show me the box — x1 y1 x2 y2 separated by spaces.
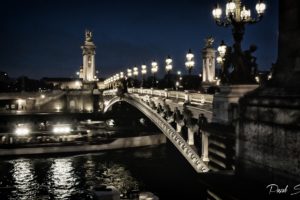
11 159 37 200
50 158 77 200
0 146 204 199
0 151 144 200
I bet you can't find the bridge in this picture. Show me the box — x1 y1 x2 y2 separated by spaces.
102 88 215 173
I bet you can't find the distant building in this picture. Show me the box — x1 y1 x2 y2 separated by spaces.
42 77 83 90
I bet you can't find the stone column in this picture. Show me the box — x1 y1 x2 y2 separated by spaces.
237 0 300 184
201 131 209 162
184 91 190 103
202 37 216 84
164 89 168 98
272 0 300 87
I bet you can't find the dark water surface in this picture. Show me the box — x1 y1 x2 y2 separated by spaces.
0 143 206 200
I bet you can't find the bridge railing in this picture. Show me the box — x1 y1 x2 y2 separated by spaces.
103 89 117 96
127 88 213 105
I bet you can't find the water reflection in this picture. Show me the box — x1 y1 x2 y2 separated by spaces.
50 158 77 199
11 159 37 200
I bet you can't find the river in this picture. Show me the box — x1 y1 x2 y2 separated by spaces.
0 143 206 200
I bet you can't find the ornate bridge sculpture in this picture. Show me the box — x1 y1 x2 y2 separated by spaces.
103 94 210 173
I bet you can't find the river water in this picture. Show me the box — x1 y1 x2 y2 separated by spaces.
0 143 206 200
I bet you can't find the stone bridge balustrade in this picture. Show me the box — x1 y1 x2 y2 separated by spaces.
127 88 213 122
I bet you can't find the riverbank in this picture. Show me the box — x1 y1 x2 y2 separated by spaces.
0 134 166 156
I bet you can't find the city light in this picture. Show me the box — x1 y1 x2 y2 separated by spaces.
151 61 158 74
127 69 132 77
165 56 173 73
185 49 195 75
133 67 139 77
40 94 45 99
217 40 227 57
55 105 61 112
212 0 266 84
141 65 147 75
75 81 81 87
14 124 30 136
120 72 124 79
53 124 72 134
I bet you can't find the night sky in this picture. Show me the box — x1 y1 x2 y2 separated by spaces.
0 0 278 79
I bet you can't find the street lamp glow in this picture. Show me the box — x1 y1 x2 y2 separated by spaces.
75 81 81 87
40 94 45 99
127 69 132 77
216 56 223 64
217 40 227 57
177 71 181 75
151 61 158 74
120 72 124 78
141 65 147 75
15 125 30 136
185 49 195 74
165 56 173 73
212 4 222 19
256 0 266 15
213 0 266 24
133 67 139 76
226 0 236 17
241 6 251 20
53 124 72 134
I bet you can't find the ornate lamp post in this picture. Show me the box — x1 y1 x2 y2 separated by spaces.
133 67 139 79
165 56 173 88
120 72 124 79
127 69 132 87
217 40 228 84
165 56 173 74
133 67 139 87
185 49 195 75
141 64 147 88
127 69 132 78
212 0 266 83
177 70 182 90
151 60 158 88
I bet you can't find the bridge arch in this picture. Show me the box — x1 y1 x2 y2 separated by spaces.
103 95 210 173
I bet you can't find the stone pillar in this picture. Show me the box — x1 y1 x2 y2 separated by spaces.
164 89 168 98
184 91 190 103
201 131 209 162
202 37 216 84
81 30 96 82
212 84 258 125
237 0 300 184
272 0 300 87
